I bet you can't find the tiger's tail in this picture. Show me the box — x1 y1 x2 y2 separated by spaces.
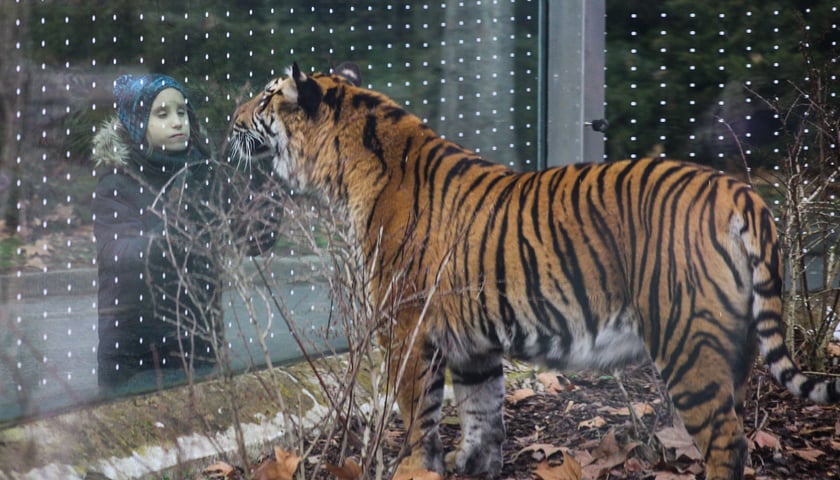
745 196 840 404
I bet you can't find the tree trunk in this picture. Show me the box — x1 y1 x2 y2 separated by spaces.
0 2 31 235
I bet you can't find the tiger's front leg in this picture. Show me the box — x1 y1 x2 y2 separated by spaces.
391 338 447 476
445 357 506 477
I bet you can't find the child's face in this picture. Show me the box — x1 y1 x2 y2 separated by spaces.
145 88 190 152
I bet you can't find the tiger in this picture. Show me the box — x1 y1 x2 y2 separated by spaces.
231 62 840 480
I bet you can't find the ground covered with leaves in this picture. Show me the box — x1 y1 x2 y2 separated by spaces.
212 357 840 480
482 363 840 480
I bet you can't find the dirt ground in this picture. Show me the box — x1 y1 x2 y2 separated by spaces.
288 360 840 480
3 327 829 480
478 363 840 480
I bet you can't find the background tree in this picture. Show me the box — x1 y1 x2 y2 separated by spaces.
604 1 835 170
0 2 31 236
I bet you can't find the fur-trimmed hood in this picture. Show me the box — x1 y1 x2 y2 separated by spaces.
92 116 132 169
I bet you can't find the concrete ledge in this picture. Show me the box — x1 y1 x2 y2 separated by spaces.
0 357 342 480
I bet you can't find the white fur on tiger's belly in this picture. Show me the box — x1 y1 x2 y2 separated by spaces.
530 314 647 371
566 326 647 371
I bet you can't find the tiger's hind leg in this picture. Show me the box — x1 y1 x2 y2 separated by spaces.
657 343 749 480
445 356 506 477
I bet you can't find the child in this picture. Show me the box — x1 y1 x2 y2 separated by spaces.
92 74 275 388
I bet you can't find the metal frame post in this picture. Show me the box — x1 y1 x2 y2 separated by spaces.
543 0 606 167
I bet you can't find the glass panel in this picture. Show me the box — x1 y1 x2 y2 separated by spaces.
0 0 540 423
604 2 840 346
604 2 837 170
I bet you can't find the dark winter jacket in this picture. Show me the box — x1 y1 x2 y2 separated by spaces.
92 118 277 387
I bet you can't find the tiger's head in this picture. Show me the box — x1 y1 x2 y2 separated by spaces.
231 62 362 193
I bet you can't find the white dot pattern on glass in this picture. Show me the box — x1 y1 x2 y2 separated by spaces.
4 1 837 425
0 1 537 420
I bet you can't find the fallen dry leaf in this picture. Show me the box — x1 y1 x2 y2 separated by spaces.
571 449 594 469
580 428 640 480
534 452 582 480
589 429 622 461
203 461 242 479
507 388 537 405
789 446 826 462
602 402 655 418
538 372 572 394
577 416 607 430
28 238 51 256
514 428 542 446
516 443 570 462
252 446 301 480
751 430 782 451
802 404 825 415
25 255 46 270
656 426 703 461
623 456 646 474
325 459 363 480
652 472 695 480
800 425 837 436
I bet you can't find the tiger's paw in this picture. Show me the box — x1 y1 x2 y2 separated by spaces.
445 445 503 478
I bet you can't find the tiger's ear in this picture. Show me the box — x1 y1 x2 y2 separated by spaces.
291 62 322 118
334 62 361 86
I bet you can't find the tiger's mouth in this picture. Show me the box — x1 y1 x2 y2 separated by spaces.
230 129 262 165
231 129 299 190
245 142 277 173
231 129 271 168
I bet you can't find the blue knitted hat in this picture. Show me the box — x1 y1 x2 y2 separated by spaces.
113 74 192 145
